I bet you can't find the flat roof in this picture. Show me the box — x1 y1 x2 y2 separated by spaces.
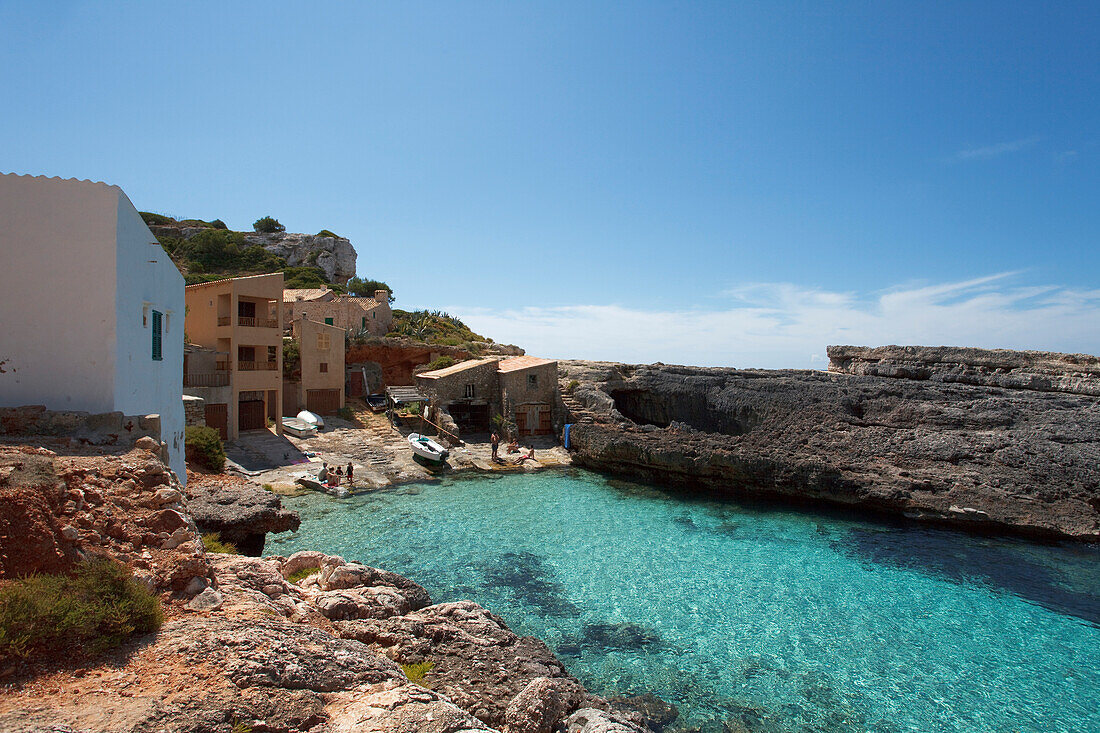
417 357 499 379
184 272 284 289
498 356 555 373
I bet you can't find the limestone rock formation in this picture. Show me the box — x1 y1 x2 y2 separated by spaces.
828 345 1100 396
244 231 357 284
560 356 1100 541
185 475 300 555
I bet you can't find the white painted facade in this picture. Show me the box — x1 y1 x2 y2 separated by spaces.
0 174 187 483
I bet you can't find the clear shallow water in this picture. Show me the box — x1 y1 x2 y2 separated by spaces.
268 469 1100 732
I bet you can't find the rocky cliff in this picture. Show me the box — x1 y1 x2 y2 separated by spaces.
150 224 357 284
828 344 1100 397
0 442 655 733
560 353 1100 542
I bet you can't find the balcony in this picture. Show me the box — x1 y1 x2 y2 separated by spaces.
218 316 278 328
184 372 230 387
238 360 278 371
239 316 279 328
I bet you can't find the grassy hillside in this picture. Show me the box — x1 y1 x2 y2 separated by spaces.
390 309 490 350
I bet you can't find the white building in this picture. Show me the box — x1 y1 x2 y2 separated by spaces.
0 173 187 483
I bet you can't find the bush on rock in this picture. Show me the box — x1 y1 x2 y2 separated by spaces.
185 426 225 472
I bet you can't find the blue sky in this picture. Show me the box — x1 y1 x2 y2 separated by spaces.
2 1 1098 366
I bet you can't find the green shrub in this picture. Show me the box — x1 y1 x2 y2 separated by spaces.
424 356 455 372
253 216 285 233
282 337 301 379
567 380 580 393
316 229 342 239
140 211 176 226
202 533 238 554
0 558 163 662
336 406 355 421
401 660 435 686
286 566 321 584
281 266 329 289
210 219 228 230
261 483 274 492
185 426 225 472
346 277 394 302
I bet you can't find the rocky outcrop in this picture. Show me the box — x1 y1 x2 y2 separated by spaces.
149 224 358 284
828 345 1100 396
244 231 357 284
185 475 300 555
560 356 1100 542
0 547 651 733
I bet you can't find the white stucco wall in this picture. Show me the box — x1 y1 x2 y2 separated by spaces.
112 192 187 484
0 174 187 485
0 174 118 411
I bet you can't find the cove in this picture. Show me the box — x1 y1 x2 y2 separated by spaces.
267 469 1100 732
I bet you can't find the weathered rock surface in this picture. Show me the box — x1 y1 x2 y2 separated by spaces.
829 344 1100 396
148 224 358 284
560 356 1100 541
243 231 357 284
185 475 300 555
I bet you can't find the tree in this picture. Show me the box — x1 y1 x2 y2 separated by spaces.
253 216 285 233
347 276 394 302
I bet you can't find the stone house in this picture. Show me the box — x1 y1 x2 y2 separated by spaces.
0 173 187 482
285 316 345 416
414 356 560 438
283 288 392 337
184 273 284 440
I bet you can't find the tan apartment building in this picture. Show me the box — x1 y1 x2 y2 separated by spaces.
184 273 284 440
285 316 345 415
283 288 393 337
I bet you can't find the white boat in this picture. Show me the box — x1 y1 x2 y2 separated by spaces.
408 433 449 462
297 410 325 429
281 417 317 438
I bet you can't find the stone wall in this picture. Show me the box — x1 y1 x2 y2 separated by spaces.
183 395 206 427
827 345 1100 396
0 405 167 465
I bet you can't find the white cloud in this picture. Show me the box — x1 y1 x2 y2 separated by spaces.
954 136 1041 161
449 273 1100 369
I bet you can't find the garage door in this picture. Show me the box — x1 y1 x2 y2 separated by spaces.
204 403 228 440
449 403 490 432
516 404 552 436
306 389 341 415
238 398 266 432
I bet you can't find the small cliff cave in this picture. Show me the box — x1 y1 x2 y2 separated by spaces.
609 388 761 436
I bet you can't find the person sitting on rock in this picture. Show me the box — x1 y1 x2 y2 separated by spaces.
507 439 520 453
318 462 328 483
513 447 535 465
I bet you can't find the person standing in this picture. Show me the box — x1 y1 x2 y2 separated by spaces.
346 462 354 486
491 432 500 462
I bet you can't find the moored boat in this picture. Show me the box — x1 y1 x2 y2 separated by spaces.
297 409 325 429
408 433 449 462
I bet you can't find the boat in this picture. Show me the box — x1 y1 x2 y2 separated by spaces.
365 393 388 412
281 417 318 438
297 409 325 429
407 433 449 463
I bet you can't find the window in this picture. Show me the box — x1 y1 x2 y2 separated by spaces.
527 374 538 390
317 332 331 349
324 317 334 326
320 362 328 373
151 310 163 361
464 384 475 398
362 316 367 329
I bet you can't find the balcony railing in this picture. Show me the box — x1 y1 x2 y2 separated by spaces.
184 372 230 387
238 316 278 328
238 360 278 371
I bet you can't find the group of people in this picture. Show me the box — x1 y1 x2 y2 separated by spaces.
490 432 536 465
317 461 354 488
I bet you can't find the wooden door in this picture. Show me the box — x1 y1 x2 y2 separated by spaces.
204 403 228 440
536 406 552 435
515 410 528 436
306 389 341 415
238 399 266 431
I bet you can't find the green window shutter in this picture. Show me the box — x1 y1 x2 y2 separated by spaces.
325 317 334 325
151 310 163 361
361 316 366 328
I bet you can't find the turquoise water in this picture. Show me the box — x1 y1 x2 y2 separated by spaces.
268 469 1100 732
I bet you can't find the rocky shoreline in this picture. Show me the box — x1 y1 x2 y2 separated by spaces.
559 349 1100 542
0 442 658 733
